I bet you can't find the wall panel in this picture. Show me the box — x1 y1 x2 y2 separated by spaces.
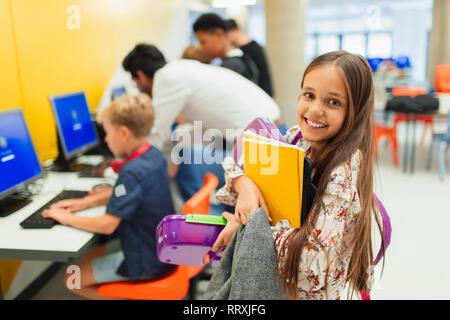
11 0 179 161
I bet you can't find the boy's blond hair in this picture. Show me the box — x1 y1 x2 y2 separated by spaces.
97 93 155 137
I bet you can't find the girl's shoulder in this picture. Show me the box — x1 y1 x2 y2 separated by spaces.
284 125 310 151
284 125 301 143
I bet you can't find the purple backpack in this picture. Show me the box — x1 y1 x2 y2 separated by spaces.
232 117 287 169
373 194 392 265
361 195 391 300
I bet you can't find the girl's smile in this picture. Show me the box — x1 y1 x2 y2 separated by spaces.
304 117 328 129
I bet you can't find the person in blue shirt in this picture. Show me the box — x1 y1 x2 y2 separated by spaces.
42 93 176 299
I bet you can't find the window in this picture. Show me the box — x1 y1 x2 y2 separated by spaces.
367 32 392 58
317 34 340 55
341 33 366 56
305 34 317 64
306 31 393 63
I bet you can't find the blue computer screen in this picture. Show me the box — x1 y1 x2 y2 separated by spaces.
112 86 126 100
51 92 97 157
0 110 42 196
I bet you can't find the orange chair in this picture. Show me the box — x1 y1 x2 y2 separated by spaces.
374 123 399 167
391 86 427 97
393 112 433 146
182 172 219 215
391 87 434 145
436 64 450 93
97 172 220 300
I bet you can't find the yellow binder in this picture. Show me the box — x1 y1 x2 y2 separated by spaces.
243 132 305 228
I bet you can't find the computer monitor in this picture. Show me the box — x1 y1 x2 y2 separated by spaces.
395 56 411 69
111 86 127 100
49 91 99 170
367 57 384 71
0 109 43 215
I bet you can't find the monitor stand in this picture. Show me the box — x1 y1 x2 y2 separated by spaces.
0 194 32 218
51 131 94 173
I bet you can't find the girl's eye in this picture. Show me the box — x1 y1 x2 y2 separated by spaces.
304 92 314 99
328 99 341 107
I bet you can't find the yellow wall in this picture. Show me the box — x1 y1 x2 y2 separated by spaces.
0 0 22 111
0 0 25 298
9 0 179 162
1 0 180 298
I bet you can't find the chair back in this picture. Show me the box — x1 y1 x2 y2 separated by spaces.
97 266 190 300
436 64 450 93
181 172 219 215
181 173 220 280
391 86 427 97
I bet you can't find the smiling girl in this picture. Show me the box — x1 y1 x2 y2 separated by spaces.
213 51 385 299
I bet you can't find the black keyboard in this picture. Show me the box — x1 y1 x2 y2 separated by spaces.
20 190 88 229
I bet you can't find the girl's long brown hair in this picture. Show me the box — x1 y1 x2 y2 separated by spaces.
278 51 384 299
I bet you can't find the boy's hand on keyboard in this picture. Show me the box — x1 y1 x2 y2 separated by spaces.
42 207 73 225
50 198 90 212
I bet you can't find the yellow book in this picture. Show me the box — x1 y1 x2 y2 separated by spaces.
243 132 305 228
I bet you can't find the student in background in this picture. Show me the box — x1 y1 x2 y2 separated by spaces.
193 13 259 86
181 44 212 64
42 94 176 299
226 19 274 97
213 51 385 300
122 43 281 151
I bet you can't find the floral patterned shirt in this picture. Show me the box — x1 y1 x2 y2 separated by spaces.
216 125 363 300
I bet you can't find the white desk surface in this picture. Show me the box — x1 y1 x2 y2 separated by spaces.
0 166 117 262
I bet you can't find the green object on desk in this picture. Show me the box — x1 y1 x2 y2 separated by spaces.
185 214 227 225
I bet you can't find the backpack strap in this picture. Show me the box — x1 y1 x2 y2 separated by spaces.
362 195 392 300
373 194 392 265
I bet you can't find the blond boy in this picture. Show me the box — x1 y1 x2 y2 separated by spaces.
43 94 176 299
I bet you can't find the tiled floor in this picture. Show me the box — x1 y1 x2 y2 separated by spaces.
30 122 450 300
370 122 450 299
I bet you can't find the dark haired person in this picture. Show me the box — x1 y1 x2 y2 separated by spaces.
192 13 259 86
122 43 281 150
226 19 274 97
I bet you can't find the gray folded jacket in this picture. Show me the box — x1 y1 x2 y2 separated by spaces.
203 207 286 300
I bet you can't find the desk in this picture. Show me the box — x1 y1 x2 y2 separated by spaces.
0 171 115 261
0 168 116 298
395 93 450 173
401 113 436 173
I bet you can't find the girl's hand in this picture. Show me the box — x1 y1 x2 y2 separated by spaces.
233 176 271 225
49 198 90 213
211 211 240 252
41 207 73 225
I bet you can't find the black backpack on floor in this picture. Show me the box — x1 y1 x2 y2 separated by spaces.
386 93 439 114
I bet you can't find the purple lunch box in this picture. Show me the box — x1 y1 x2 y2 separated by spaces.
156 214 227 267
